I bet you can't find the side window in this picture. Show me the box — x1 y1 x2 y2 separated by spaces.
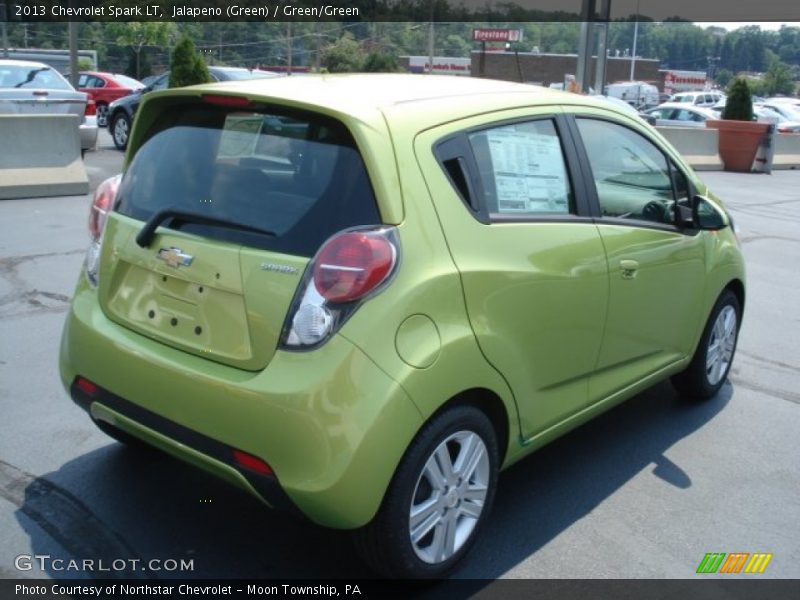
78 74 88 88
91 76 106 88
576 118 676 225
466 119 573 218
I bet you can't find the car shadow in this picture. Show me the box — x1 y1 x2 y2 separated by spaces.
14 380 730 586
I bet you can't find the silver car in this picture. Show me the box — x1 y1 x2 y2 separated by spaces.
645 102 719 128
0 59 98 155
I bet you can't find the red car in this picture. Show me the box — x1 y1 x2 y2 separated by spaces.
78 71 144 127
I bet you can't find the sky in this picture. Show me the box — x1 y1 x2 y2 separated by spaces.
702 22 800 31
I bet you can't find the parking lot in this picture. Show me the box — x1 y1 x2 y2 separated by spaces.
0 132 798 582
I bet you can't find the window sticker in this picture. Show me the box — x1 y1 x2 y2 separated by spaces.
485 129 569 214
218 113 264 158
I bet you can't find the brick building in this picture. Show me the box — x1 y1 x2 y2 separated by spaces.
469 51 661 89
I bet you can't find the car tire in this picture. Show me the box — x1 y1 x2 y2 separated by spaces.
353 405 499 578
671 289 741 400
96 103 109 128
110 112 130 151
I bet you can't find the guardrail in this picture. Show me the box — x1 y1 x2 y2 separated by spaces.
655 126 723 171
772 133 800 170
0 115 89 200
657 126 800 172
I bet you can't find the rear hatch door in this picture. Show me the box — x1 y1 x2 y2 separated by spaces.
99 96 382 371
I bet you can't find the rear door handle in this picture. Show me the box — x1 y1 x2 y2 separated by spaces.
620 259 639 280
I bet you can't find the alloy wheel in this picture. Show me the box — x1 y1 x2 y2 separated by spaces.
409 430 489 564
706 305 737 386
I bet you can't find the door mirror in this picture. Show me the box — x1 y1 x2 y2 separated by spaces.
694 195 726 230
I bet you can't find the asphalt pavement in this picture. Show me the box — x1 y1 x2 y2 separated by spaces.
0 133 798 584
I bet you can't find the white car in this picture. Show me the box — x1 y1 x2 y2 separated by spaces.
0 59 97 155
669 91 725 108
645 103 718 127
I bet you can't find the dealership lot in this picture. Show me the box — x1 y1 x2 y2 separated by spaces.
0 136 798 581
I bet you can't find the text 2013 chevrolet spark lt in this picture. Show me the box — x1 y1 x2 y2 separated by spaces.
60 75 744 578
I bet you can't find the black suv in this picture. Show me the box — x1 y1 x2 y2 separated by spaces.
107 67 281 150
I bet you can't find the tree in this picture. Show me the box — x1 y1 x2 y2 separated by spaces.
362 52 399 73
321 33 364 73
762 56 795 96
723 78 753 121
715 69 733 88
169 36 211 88
110 22 175 80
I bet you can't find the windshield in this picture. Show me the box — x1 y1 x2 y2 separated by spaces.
0 64 72 90
115 102 381 257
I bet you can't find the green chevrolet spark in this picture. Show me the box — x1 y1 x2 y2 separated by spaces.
60 74 744 577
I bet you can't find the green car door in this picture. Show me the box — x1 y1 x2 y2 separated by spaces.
415 109 609 439
570 115 707 403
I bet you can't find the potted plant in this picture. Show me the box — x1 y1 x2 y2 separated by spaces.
706 78 770 172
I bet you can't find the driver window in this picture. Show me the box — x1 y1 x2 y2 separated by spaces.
576 118 676 225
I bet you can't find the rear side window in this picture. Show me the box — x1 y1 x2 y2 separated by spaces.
115 103 381 257
467 119 573 217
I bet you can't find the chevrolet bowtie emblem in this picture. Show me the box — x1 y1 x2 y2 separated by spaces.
157 247 194 268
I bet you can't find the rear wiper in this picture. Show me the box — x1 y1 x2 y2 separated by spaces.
136 209 276 248
15 67 50 88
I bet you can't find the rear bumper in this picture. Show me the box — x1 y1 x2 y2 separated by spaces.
60 277 423 528
80 116 98 151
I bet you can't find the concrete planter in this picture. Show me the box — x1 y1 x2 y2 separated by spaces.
706 120 771 173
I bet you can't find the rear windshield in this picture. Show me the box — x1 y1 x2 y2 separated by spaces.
115 102 381 257
113 74 144 89
0 65 72 90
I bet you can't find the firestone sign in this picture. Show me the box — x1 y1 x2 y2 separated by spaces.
472 28 524 42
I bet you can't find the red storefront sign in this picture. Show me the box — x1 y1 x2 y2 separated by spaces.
472 28 524 42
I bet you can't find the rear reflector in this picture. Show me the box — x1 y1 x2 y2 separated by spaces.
232 449 274 476
75 377 98 395
201 94 255 109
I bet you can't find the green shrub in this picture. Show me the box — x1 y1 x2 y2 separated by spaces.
169 36 211 88
723 78 753 122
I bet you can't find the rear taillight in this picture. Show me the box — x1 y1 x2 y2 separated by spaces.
281 227 399 349
778 126 793 133
85 174 121 286
89 175 120 242
313 232 395 303
85 99 96 116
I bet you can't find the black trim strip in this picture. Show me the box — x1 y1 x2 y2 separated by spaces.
70 379 302 517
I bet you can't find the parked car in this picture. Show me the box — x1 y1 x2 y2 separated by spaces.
765 96 800 109
710 99 800 133
78 71 144 127
753 104 800 133
107 66 281 150
0 59 97 155
591 94 656 125
669 90 725 108
645 102 718 127
61 75 745 578
759 101 800 124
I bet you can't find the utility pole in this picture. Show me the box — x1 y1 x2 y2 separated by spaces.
427 0 434 74
286 22 292 75
1 3 9 59
68 22 78 87
630 0 640 81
